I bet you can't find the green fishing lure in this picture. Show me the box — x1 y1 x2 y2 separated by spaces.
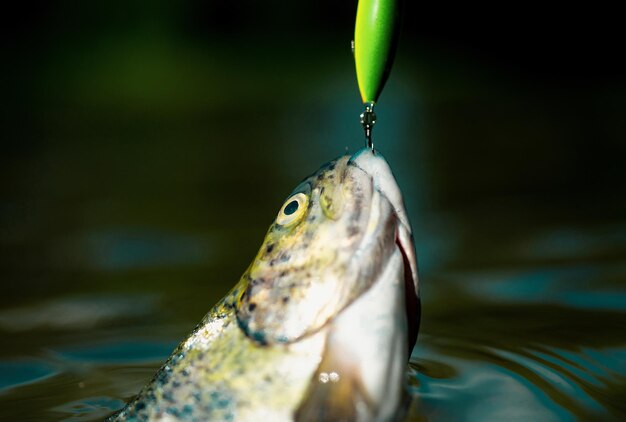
354 0 402 105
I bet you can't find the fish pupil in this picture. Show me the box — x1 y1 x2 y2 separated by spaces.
284 200 299 215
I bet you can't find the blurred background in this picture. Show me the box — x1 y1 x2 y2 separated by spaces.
2 1 625 420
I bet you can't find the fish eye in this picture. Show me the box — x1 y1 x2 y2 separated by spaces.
276 192 308 226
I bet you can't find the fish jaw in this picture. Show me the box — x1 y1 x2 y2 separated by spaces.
350 148 412 234
350 148 419 295
350 148 420 352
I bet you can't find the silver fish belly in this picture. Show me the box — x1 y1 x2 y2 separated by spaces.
108 148 420 422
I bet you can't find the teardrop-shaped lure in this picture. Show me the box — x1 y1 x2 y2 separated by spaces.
354 0 402 105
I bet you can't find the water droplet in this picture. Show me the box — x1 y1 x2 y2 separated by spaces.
318 372 329 383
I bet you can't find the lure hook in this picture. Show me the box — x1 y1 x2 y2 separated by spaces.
360 102 376 150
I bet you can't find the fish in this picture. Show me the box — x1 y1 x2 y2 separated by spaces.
108 147 420 422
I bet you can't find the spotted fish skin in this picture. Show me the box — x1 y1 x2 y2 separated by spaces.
108 148 420 422
110 289 327 422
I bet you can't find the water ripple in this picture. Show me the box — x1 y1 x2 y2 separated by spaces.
408 337 624 420
0 360 58 393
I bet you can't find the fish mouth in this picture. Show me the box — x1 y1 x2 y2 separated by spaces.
349 148 412 237
350 148 421 350
348 148 418 289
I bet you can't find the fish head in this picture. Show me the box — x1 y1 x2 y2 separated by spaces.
236 148 419 345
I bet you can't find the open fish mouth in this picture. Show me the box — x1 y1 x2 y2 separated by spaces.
350 148 420 348
349 148 418 291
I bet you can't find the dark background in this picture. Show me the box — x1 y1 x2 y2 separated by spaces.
2 0 625 314
5 2 625 202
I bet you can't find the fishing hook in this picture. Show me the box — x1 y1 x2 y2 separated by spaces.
360 102 376 150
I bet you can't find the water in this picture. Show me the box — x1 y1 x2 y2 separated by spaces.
1 195 624 421
3 16 625 420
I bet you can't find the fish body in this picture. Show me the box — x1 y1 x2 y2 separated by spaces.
109 148 420 421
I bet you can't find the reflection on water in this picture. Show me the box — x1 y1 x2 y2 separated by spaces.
0 295 158 332
409 324 626 421
52 341 178 365
0 360 58 393
53 397 125 422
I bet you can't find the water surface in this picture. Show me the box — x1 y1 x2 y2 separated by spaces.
2 199 624 421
